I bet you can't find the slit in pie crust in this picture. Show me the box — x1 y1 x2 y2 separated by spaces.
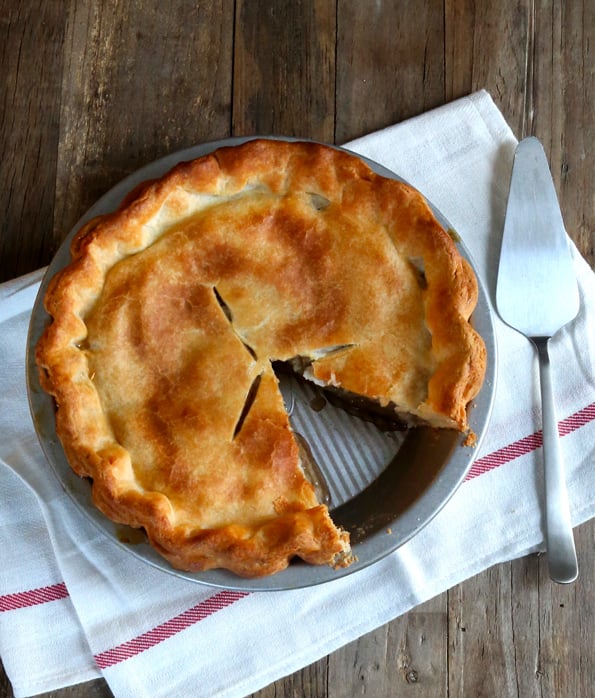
36 139 487 578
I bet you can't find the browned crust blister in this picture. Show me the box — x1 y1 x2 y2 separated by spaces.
36 139 486 577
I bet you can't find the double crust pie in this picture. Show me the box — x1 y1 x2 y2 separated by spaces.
36 139 486 578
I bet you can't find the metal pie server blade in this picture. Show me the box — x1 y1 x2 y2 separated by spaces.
496 136 579 584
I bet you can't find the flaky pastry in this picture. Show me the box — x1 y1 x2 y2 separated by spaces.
36 139 486 577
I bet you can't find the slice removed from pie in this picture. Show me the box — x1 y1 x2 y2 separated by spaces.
36 139 486 577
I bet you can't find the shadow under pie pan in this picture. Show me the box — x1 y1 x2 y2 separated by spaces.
26 136 497 592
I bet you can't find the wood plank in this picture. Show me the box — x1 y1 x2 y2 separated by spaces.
445 8 538 697
444 0 532 138
531 0 594 263
445 0 594 264
326 4 451 692
445 4 594 698
448 521 594 698
335 0 445 143
448 560 538 697
232 0 336 141
1 3 233 694
53 0 234 253
327 594 448 698
0 661 11 698
232 8 333 693
536 521 595 698
0 2 66 281
508 556 544 698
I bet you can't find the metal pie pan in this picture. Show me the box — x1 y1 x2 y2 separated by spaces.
26 136 497 591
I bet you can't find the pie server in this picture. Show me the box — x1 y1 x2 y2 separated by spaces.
496 136 579 583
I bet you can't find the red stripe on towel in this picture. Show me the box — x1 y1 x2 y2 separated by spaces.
0 582 69 611
94 590 248 669
466 402 595 480
4 403 592 666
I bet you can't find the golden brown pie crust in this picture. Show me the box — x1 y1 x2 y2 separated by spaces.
36 139 486 577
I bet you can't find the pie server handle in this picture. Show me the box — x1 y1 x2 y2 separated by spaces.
535 337 578 584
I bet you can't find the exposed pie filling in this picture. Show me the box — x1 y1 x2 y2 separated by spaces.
36 139 486 577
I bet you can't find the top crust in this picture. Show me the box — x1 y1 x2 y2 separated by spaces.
36 139 486 577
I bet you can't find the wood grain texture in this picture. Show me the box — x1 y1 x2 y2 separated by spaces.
446 0 533 138
1 1 593 697
53 0 234 252
233 0 336 140
532 0 594 262
0 2 65 281
536 522 595 698
332 593 448 697
448 563 530 697
449 521 595 698
336 0 445 142
445 0 594 261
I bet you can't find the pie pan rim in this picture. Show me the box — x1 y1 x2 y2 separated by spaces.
26 136 497 591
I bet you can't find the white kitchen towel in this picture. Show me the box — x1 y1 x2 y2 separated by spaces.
1 90 594 698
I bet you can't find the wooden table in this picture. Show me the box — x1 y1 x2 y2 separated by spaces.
1 2 593 697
